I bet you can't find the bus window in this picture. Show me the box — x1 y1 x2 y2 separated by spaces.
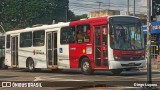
60 26 75 44
0 36 5 49
109 17 144 50
95 27 101 45
77 24 90 43
20 32 32 47
6 35 10 48
33 30 45 46
102 26 107 45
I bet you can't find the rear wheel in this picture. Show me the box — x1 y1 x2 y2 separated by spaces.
81 58 93 75
27 59 35 72
0 58 2 69
111 69 123 75
0 57 8 69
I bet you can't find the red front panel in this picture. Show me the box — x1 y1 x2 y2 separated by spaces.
113 50 144 56
113 49 145 61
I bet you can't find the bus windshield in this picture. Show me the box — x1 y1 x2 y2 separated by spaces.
109 17 144 50
0 36 5 49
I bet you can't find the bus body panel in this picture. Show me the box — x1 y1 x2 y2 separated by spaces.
30 46 47 68
69 44 94 69
57 44 70 69
18 48 33 68
5 48 11 66
109 60 146 69
18 47 47 68
54 25 70 69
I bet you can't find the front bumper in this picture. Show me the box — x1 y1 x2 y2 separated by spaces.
109 60 146 69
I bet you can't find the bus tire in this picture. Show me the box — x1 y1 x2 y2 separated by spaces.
0 57 8 69
27 59 35 72
81 57 93 75
111 69 123 75
0 58 2 69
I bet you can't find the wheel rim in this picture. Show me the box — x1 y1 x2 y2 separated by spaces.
29 62 33 70
83 61 89 72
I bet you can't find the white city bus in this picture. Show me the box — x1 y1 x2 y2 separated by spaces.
5 16 146 75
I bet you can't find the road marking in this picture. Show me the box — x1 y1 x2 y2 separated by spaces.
34 76 88 81
34 77 44 81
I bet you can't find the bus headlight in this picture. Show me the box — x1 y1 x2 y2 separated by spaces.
86 46 92 54
114 54 121 60
140 55 145 60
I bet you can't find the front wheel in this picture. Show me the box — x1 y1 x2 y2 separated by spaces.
81 58 93 75
111 69 123 75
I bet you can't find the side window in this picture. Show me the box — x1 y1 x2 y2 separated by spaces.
20 32 32 47
33 30 45 46
77 24 90 43
102 26 107 45
0 36 5 49
60 26 75 44
6 35 10 48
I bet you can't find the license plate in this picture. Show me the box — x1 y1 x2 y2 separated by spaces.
128 63 135 66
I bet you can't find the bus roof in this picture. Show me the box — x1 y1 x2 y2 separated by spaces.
70 16 108 26
6 22 69 34
70 15 140 26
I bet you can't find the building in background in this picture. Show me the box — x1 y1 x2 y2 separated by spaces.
152 0 160 21
89 9 120 18
89 10 147 25
129 14 147 25
143 21 160 57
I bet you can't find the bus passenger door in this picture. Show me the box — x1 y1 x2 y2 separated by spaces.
94 26 108 68
46 32 58 68
11 36 18 67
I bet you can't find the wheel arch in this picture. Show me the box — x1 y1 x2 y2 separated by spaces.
78 55 90 68
26 57 33 68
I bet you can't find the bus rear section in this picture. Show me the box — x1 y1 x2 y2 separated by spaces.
4 23 70 71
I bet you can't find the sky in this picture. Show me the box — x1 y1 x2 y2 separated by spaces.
69 0 147 15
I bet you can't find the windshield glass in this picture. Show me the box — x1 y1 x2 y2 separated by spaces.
109 17 144 50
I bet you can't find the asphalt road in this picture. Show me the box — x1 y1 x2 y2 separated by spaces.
0 68 159 90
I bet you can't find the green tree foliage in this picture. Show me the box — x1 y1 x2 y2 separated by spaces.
0 0 72 31
71 14 88 21
0 0 88 31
